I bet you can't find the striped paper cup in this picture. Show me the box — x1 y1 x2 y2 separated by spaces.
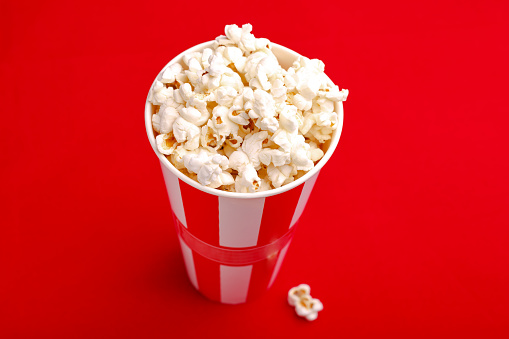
145 41 344 304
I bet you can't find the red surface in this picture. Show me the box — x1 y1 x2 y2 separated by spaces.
1 1 508 338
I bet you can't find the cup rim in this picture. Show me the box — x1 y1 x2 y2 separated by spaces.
145 41 344 199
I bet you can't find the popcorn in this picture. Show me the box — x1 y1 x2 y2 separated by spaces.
267 164 295 188
149 81 173 105
271 129 293 153
292 93 312 111
182 149 230 187
207 54 229 77
201 48 213 68
200 125 221 150
219 72 244 92
288 284 323 321
161 63 183 84
291 135 314 171
178 83 194 103
242 131 269 168
228 108 250 126
152 106 179 134
294 295 324 321
228 149 250 170
278 104 299 133
149 24 348 192
209 105 239 138
156 133 178 155
208 171 235 189
224 25 243 44
245 51 280 91
288 284 311 306
306 125 334 143
308 141 325 162
173 117 200 150
179 106 209 127
270 78 287 102
252 89 279 132
235 164 261 193
258 148 291 167
224 47 244 65
216 86 238 107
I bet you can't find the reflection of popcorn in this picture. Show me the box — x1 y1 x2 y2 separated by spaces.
288 284 323 321
150 24 348 192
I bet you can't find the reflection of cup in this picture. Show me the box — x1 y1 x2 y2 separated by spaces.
145 41 344 304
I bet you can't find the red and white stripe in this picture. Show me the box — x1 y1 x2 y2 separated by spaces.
161 162 319 304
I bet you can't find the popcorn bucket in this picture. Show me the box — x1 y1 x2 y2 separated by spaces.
145 41 344 304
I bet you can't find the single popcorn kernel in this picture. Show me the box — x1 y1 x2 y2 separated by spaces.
149 23 348 192
288 284 323 321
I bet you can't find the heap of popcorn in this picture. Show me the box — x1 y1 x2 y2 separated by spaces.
149 24 348 193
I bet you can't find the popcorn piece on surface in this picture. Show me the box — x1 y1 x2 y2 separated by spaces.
288 284 323 321
288 284 311 306
295 295 324 321
150 23 348 193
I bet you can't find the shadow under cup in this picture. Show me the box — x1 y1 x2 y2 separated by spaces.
145 41 344 304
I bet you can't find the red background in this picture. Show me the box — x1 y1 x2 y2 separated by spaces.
1 1 508 338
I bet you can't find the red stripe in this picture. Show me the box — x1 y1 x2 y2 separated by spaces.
191 252 221 302
246 251 280 301
256 184 304 246
178 179 220 246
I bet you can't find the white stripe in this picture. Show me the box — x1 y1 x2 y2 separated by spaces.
290 172 319 228
160 162 187 227
220 265 253 304
178 236 198 290
267 241 291 288
218 197 265 247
